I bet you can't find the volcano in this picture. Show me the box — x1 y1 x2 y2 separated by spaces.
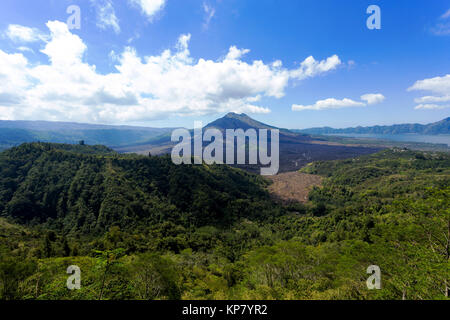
117 112 382 173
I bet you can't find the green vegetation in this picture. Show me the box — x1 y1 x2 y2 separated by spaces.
0 144 448 300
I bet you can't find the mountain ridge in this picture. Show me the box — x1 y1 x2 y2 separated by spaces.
119 112 381 173
204 113 307 140
0 114 383 173
297 117 450 135
0 120 175 150
0 120 173 131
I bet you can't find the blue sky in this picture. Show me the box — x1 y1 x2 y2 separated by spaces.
0 0 449 129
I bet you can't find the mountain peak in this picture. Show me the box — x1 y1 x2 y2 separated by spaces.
224 112 250 119
206 112 276 131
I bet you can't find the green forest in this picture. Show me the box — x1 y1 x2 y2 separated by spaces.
0 143 448 300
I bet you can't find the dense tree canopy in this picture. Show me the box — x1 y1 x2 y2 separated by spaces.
0 144 448 300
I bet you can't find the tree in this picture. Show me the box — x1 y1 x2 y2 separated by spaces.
42 235 52 258
406 188 450 298
129 253 180 300
62 237 71 257
94 249 126 300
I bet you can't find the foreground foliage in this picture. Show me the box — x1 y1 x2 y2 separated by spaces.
0 144 448 300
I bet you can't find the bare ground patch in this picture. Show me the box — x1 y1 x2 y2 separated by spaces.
266 171 322 204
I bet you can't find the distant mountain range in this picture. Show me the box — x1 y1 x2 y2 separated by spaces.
0 114 386 173
296 117 450 135
117 112 381 173
2 115 448 156
0 120 174 151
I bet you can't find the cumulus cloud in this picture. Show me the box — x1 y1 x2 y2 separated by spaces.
292 98 365 111
292 93 384 111
40 21 87 65
129 0 166 20
225 46 250 60
290 55 341 80
361 93 385 105
92 0 120 34
4 24 45 42
408 74 450 95
408 74 450 110
0 49 31 116
0 20 341 123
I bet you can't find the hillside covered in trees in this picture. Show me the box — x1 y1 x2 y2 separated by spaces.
0 143 448 300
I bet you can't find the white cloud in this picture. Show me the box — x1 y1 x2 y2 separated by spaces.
17 46 34 53
5 24 45 42
0 49 32 112
129 0 166 20
408 74 450 95
0 20 341 123
292 98 366 111
93 0 120 34
290 55 341 80
409 74 450 110
203 2 216 29
361 93 385 105
414 104 450 110
226 46 250 60
177 34 191 51
40 21 87 66
292 93 384 111
414 95 450 103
